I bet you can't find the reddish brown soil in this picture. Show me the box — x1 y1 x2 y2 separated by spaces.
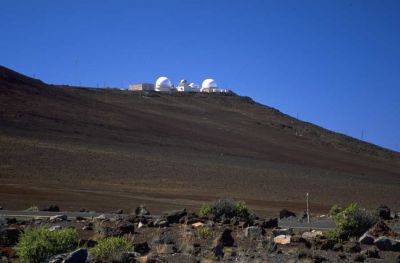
0 65 399 216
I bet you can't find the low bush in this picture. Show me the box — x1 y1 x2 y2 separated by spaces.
196 228 211 238
91 237 133 262
17 225 79 263
198 199 253 220
25 206 39 212
329 204 343 217
329 203 377 240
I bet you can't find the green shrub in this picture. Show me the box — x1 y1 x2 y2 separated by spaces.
199 203 212 217
329 203 377 240
329 204 343 217
91 237 133 262
198 199 253 220
17 225 79 263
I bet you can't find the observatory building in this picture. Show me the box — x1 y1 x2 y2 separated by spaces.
200 79 219 93
176 79 200 92
128 83 154 91
155 77 173 92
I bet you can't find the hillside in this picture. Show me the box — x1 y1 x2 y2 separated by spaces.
0 65 399 215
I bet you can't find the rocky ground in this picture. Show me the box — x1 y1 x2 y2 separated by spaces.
1 205 400 263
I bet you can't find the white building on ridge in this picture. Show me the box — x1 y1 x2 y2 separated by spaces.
155 76 173 92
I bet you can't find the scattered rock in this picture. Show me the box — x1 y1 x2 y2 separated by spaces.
332 243 343 251
5 218 17 225
262 217 278 228
82 239 97 248
279 209 296 219
64 248 87 263
212 243 224 259
0 227 20 246
95 214 107 220
134 242 150 255
49 214 67 222
138 222 145 229
48 253 68 263
319 239 336 250
154 218 169 228
273 235 291 245
162 209 187 224
359 232 375 245
360 247 379 258
155 244 176 254
42 205 60 212
377 205 391 220
114 209 123 214
48 225 62 232
244 226 264 239
117 222 135 235
343 241 361 253
82 225 92 231
135 205 150 216
353 254 365 262
302 230 323 240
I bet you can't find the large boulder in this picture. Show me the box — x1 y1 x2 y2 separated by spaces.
374 236 400 251
134 242 150 255
49 214 67 222
162 209 187 224
377 205 391 220
279 209 296 219
369 221 398 238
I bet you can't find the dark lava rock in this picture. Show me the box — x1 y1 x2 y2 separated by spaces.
298 249 312 259
153 230 175 245
361 247 380 258
333 243 343 251
262 217 278 228
134 241 150 255
313 254 327 263
374 236 398 251
5 218 17 225
0 227 20 246
135 205 150 216
162 209 187 224
42 205 60 212
114 209 123 214
64 248 87 263
369 221 397 238
244 226 264 239
83 239 97 248
279 209 296 219
319 239 336 250
359 232 375 245
154 218 169 228
353 254 365 262
217 228 234 247
117 222 135 235
377 205 391 220
343 241 361 253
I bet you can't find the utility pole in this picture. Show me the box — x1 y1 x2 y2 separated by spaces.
306 192 310 224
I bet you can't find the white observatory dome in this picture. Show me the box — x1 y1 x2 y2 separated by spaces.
155 76 172 92
202 79 218 89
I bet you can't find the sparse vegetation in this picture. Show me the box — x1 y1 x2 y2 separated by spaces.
25 206 39 212
16 225 79 263
196 228 211 238
91 237 133 262
329 203 377 240
198 199 253 220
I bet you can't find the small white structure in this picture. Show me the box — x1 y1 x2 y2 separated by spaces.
177 79 200 92
155 76 172 92
128 83 154 91
201 79 218 93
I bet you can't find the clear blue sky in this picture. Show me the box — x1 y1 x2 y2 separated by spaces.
1 0 399 151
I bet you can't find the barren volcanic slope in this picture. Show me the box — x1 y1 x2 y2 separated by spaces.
0 65 399 215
